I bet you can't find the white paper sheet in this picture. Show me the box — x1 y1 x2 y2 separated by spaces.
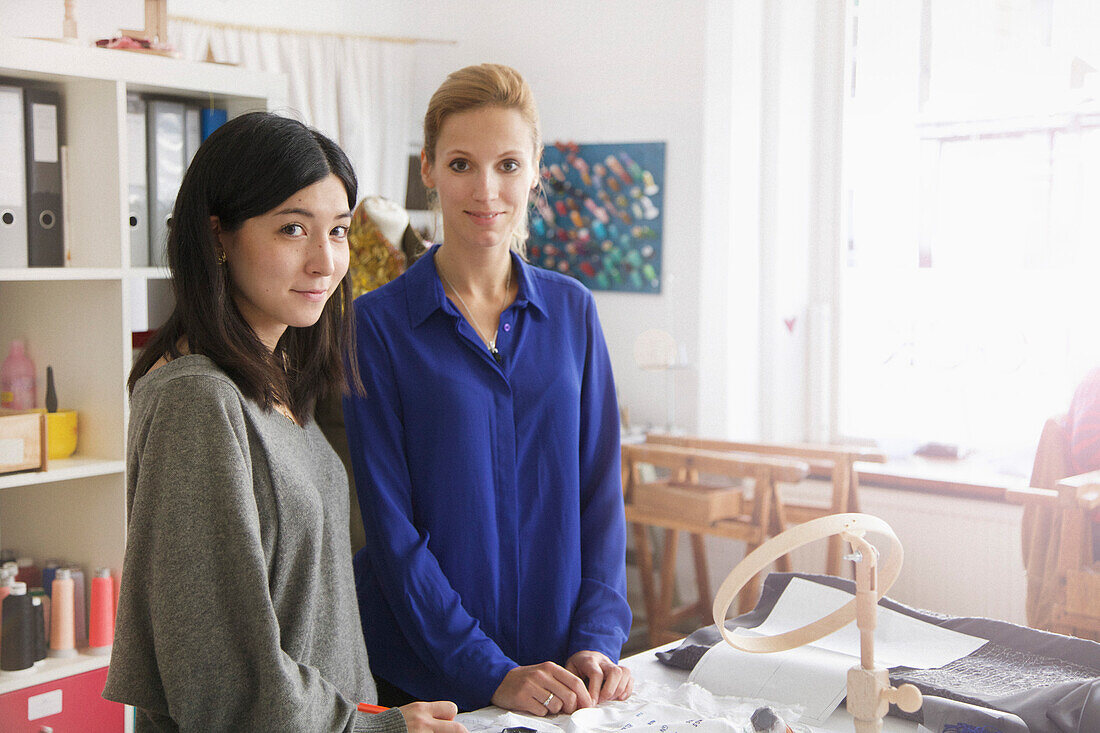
752 578 987 669
688 577 987 725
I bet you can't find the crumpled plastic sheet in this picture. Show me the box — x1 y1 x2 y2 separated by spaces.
455 679 811 733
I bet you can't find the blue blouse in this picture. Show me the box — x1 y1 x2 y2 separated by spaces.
343 245 630 710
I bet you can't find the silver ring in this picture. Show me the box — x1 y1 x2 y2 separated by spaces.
543 692 555 708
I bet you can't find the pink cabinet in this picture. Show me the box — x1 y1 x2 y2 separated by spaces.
0 667 124 732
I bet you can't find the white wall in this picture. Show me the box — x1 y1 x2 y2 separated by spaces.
0 0 142 41
5 0 714 432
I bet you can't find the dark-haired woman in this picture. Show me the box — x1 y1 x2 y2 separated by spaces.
103 112 464 733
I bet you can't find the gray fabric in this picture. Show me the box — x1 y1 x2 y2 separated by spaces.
656 572 1100 733
103 355 406 733
920 695 1029 733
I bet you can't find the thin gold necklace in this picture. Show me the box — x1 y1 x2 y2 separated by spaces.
439 261 512 363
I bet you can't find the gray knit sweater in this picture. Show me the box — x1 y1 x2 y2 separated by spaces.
103 355 406 733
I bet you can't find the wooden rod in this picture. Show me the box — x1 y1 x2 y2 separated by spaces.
169 15 457 45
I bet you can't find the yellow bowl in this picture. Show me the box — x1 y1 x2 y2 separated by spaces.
45 410 78 460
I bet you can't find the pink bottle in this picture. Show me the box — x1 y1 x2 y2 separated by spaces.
0 340 36 409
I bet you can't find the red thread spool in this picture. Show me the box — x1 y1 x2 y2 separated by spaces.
112 570 120 621
48 568 76 658
14 557 39 589
88 568 114 654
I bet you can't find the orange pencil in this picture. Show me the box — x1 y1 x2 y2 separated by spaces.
358 703 389 714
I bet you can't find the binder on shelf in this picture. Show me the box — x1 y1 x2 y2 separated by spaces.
0 84 27 268
127 94 149 267
130 275 150 333
23 87 64 267
146 99 185 268
60 143 72 264
184 103 202 167
201 108 228 140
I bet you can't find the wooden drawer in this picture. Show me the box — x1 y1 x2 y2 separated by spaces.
632 480 743 523
0 409 46 475
0 667 124 732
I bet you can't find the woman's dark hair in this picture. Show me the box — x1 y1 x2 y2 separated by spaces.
129 111 362 422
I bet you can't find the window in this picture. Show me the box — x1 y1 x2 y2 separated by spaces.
839 0 1100 470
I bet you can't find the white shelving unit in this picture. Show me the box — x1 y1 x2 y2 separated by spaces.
0 36 286 698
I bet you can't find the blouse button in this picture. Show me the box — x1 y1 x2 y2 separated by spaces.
503 323 511 332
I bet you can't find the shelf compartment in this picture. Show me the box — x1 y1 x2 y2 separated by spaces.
0 473 127 587
0 280 127 460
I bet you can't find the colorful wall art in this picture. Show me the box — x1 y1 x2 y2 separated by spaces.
528 141 665 293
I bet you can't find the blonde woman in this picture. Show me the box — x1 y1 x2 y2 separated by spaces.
344 65 633 716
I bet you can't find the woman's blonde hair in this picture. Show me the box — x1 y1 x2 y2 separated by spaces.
423 63 542 256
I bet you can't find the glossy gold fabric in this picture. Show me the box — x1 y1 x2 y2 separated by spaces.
347 202 408 299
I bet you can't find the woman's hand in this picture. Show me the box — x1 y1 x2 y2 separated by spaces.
490 661 594 716
565 650 634 703
397 701 467 733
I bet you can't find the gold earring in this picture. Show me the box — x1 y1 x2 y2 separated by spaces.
216 250 227 265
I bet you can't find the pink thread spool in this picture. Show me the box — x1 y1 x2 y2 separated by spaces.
87 568 114 654
48 568 76 658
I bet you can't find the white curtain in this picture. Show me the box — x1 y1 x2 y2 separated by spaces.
169 18 414 204
697 0 845 443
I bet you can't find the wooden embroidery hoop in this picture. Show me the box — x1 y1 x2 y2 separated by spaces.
712 513 922 732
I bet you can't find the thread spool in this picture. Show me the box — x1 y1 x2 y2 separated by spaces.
87 568 114 654
32 596 46 664
15 557 39 589
69 566 86 646
0 571 13 659
48 568 76 658
41 561 60 599
1 582 35 673
2 563 18 585
112 570 120 620
30 588 50 648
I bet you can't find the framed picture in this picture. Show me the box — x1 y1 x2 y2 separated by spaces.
528 141 665 293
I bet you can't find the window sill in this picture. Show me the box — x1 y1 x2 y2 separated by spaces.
851 456 1029 502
